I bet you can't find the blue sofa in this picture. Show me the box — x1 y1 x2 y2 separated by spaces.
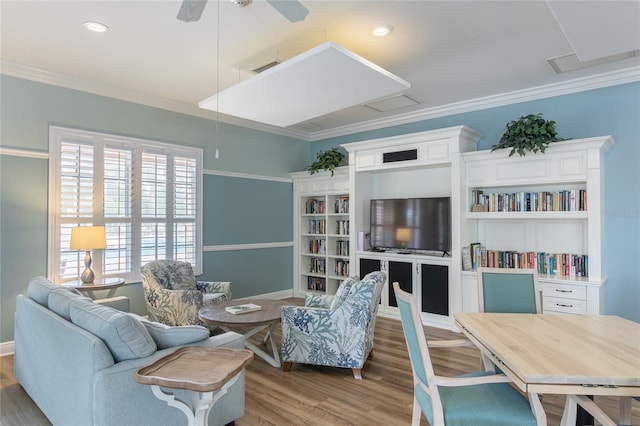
14 277 246 426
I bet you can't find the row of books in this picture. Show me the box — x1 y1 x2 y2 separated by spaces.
335 240 349 256
465 243 589 277
335 259 350 277
307 276 326 291
335 220 349 235
470 189 587 212
309 257 326 274
308 239 326 254
305 199 325 214
334 196 349 214
304 197 350 214
308 219 326 234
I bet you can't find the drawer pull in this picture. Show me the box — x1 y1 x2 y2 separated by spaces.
556 303 573 308
555 289 572 293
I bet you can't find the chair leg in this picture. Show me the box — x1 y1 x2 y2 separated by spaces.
560 395 578 426
352 368 362 380
411 396 422 426
282 361 292 372
620 396 632 425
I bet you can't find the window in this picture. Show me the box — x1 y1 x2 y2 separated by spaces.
48 126 202 284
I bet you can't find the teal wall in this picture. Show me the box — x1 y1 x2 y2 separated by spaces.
0 75 308 342
314 82 640 322
1 74 638 343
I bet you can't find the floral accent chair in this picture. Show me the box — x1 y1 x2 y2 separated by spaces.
141 260 231 330
281 271 386 379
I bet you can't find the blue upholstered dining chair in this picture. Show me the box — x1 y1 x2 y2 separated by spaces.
477 267 542 372
281 271 386 379
477 267 541 314
393 282 547 426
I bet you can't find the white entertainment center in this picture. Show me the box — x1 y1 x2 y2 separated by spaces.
290 125 613 329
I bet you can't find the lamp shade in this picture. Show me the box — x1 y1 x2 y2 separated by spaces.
70 226 107 250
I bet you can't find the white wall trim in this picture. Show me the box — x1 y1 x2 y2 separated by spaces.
0 147 49 160
204 241 293 252
309 66 640 141
204 169 292 183
0 341 15 356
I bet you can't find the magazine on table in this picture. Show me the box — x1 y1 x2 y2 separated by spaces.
225 303 262 314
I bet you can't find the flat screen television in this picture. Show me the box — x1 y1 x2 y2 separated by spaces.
370 197 451 254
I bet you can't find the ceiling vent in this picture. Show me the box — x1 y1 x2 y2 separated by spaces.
252 61 280 74
364 94 421 112
547 50 639 74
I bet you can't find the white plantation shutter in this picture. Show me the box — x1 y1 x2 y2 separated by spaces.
48 127 202 284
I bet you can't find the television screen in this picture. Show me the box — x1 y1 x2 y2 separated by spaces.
370 197 451 253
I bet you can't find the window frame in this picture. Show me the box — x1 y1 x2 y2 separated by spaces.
47 126 203 284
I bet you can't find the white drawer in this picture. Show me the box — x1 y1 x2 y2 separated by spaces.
543 297 587 314
543 283 587 300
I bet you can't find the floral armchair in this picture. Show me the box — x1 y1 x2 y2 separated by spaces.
281 271 386 379
141 260 231 330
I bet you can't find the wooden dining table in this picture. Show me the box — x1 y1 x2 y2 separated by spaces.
454 313 640 423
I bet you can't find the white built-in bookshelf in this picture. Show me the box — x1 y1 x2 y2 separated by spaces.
291 131 612 327
461 136 613 315
290 167 351 297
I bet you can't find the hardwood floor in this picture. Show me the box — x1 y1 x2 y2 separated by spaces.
1 315 637 425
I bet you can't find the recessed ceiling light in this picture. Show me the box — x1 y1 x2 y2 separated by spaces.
371 24 393 37
83 21 109 33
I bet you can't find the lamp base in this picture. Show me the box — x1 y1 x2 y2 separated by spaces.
80 250 95 284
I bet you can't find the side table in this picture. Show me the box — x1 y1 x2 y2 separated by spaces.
135 346 253 426
63 277 125 299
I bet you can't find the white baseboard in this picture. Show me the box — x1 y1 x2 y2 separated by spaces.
0 340 15 356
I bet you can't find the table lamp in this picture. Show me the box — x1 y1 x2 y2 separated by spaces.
70 226 107 284
396 227 411 251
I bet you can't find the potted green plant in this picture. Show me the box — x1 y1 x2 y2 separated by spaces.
307 147 345 176
491 113 566 157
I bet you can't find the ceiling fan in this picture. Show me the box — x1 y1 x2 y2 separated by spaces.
177 0 309 24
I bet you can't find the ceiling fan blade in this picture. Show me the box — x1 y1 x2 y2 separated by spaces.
266 0 309 23
177 0 208 23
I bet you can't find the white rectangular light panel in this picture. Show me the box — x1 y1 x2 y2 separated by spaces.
199 41 411 128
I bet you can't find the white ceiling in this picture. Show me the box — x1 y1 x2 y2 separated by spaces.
2 0 639 141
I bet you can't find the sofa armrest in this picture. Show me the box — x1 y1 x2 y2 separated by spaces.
197 280 231 297
304 293 333 308
95 296 130 312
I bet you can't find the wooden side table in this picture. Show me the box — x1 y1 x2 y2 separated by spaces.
63 277 125 299
135 346 253 426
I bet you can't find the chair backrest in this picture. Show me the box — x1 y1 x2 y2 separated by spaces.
477 267 541 313
393 282 436 405
141 259 196 290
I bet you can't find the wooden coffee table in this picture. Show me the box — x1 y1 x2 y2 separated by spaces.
198 299 293 367
135 346 253 426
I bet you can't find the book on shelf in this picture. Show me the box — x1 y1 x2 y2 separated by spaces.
470 189 587 213
225 303 262 315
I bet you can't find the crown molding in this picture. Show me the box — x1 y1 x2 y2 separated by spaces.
0 60 310 141
2 60 638 143
308 66 640 141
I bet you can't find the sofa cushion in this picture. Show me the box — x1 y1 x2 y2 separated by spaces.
70 300 156 362
27 276 58 307
130 314 209 349
48 287 92 321
330 275 359 311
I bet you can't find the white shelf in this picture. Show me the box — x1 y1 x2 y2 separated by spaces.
467 211 588 220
